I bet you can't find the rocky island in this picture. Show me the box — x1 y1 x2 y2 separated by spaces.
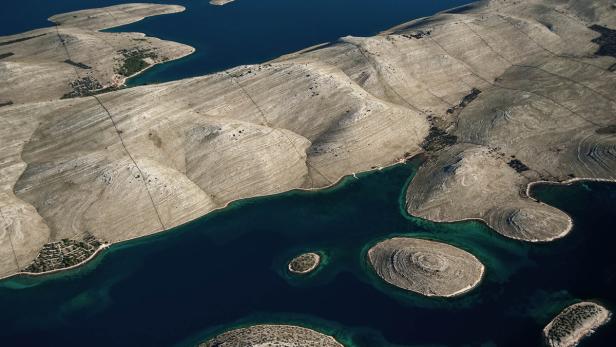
199 324 344 346
543 301 611 347
0 0 615 279
367 237 484 297
288 252 321 274
209 0 235 6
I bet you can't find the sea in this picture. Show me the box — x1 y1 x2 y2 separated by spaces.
0 1 614 346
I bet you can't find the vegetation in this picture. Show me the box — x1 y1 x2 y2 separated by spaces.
508 158 530 173
23 233 102 273
116 48 159 77
0 33 46 46
590 24 616 58
61 76 103 99
64 59 91 69
421 126 458 152
596 125 616 134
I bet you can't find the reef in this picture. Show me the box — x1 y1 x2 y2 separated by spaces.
288 252 321 274
543 301 611 347
199 324 344 347
367 237 484 297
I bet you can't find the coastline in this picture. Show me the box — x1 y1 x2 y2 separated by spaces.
8 243 111 281
3 0 614 283
113 45 197 89
401 175 607 243
364 234 487 299
4 153 612 283
0 156 414 283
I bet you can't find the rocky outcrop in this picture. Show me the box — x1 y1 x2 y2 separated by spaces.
543 302 611 347
1 0 615 278
209 0 235 6
288 252 321 274
0 3 193 104
399 0 616 242
367 237 484 297
199 324 344 347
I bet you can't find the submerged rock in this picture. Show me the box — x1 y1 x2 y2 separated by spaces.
200 324 344 347
543 301 611 347
288 252 321 274
368 237 484 297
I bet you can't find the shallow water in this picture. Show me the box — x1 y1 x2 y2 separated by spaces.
1 1 615 346
0 159 614 346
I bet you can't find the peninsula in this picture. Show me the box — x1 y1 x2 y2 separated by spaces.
0 4 193 104
0 0 614 279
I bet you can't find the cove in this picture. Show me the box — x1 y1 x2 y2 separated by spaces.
0 0 473 85
0 159 614 347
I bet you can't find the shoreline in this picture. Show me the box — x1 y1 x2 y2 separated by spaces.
288 252 322 275
10 243 111 280
402 177 616 244
114 45 197 89
0 156 414 283
365 235 487 298
3 154 613 283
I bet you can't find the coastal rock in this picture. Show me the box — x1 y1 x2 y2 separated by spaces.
288 252 321 274
0 4 193 104
367 237 484 297
397 0 616 241
209 0 235 6
199 324 344 347
543 302 611 347
0 0 615 278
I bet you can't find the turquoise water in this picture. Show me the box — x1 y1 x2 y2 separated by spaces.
0 159 614 346
2 1 616 346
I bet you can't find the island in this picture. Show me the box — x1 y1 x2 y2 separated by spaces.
199 324 344 346
0 0 615 279
209 0 235 6
367 237 484 297
543 301 611 347
288 252 321 274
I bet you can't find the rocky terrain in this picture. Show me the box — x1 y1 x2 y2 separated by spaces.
0 3 193 104
0 0 615 279
288 252 321 274
401 0 616 242
199 324 344 347
367 237 484 297
543 301 611 347
210 0 235 6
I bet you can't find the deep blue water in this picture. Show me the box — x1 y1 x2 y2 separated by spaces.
0 0 472 84
2 1 615 346
0 160 614 347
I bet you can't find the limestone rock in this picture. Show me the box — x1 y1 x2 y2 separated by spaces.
199 324 344 347
543 302 611 347
288 252 321 274
368 237 484 297
0 4 193 104
1 0 616 278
